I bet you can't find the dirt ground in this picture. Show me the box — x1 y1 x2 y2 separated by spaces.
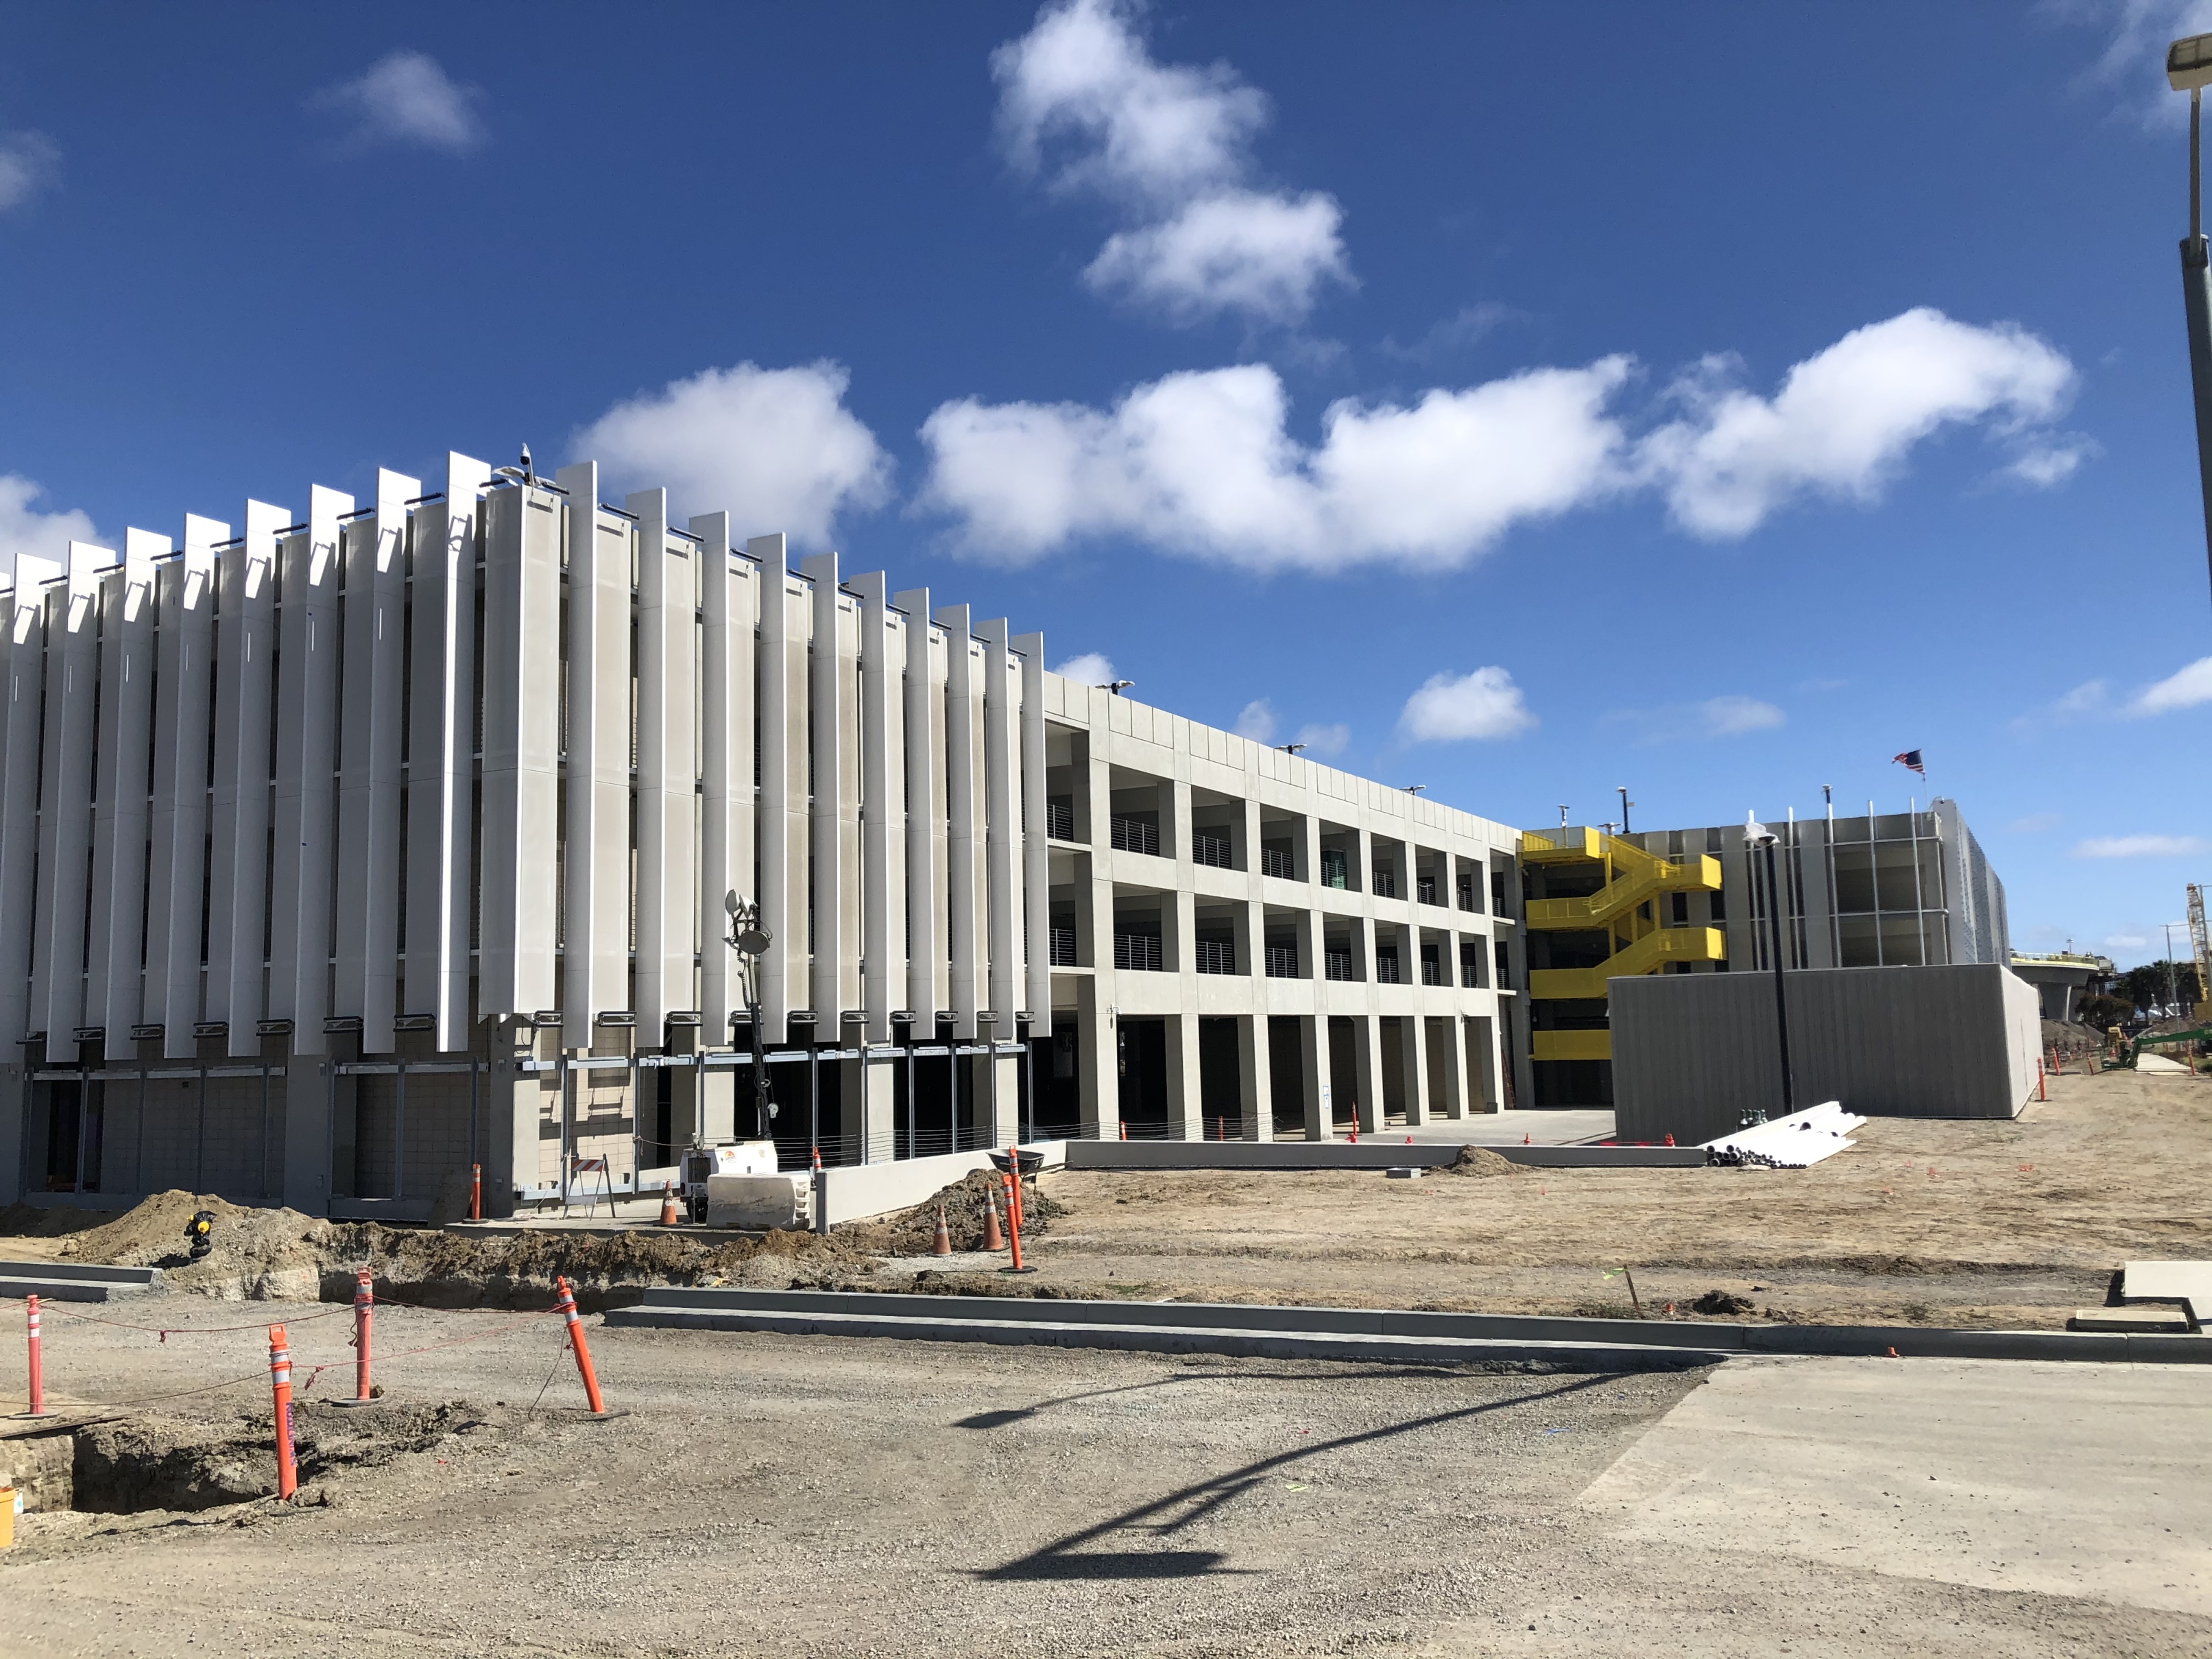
3 1307 2205 1658
2 1067 2204 1330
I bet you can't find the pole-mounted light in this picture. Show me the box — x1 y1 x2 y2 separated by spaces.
2167 32 2212 615
1742 817 1793 1126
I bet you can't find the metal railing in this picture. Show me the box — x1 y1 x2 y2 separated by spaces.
1264 944 1299 978
1194 939 1236 975
1046 798 1077 841
1192 832 1234 869
1110 815 1161 857
1372 870 1397 898
1420 957 1445 987
1260 846 1295 879
1375 951 1403 984
1048 927 1079 966
1114 931 1164 971
1324 950 1356 981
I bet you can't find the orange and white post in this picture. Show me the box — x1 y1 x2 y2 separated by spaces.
268 1324 297 1501
21 1293 49 1419
469 1163 482 1221
553 1276 608 1415
352 1267 374 1403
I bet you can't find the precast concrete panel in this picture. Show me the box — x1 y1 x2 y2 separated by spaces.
693 514 753 1038
937 606 984 1038
91 532 158 1059
0 559 51 1047
752 535 796 1034
477 485 562 1020
149 522 219 1056
206 503 282 1057
333 473 412 1055
893 590 939 1025
975 619 1020 1029
852 573 902 1042
560 468 636 1047
1013 633 1052 1027
630 490 697 1034
270 489 346 1055
800 552 851 1027
404 455 488 1051
36 542 106 1060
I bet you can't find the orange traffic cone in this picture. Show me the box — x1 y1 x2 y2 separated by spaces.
930 1204 952 1256
1523 1132 1531 1145
1119 1121 1127 1141
659 1180 680 1226
982 1186 1005 1252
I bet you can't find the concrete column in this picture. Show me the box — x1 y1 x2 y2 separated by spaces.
34 540 102 1061
0 558 53 1051
1436 1014 1469 1119
91 532 158 1062
1012 634 1052 1032
801 553 859 1027
1399 1013 1430 1125
1168 1010 1203 1140
634 490 698 1036
974 619 1020 1031
477 482 562 1025
856 1054 896 1164
1351 1013 1382 1134
1298 1014 1328 1141
1236 1013 1273 1141
1468 1011 1502 1112
1075 977 1115 1138
985 1047 1020 1148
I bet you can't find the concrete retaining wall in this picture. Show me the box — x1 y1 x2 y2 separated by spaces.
1061 1141 1705 1171
815 1143 1070 1227
1611 962 2042 1146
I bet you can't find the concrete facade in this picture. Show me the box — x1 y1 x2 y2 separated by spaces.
1609 961 2043 1145
0 452 1524 1215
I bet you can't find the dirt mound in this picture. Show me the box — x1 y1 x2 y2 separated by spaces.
51 1191 341 1298
1689 1289 1755 1317
70 1398 504 1514
1443 1146 1526 1179
0 1201 121 1240
839 1167 1068 1256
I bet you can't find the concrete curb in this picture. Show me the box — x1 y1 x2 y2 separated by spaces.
1061 1142 1705 1172
601 1287 2212 1365
0 1261 165 1303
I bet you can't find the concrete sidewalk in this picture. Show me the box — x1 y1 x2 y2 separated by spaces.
1581 1354 2212 1617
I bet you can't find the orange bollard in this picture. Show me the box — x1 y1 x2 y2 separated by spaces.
2036 1060 2047 1102
553 1276 608 1416
20 1293 49 1419
981 1186 1005 1251
1663 1134 1675 1147
469 1162 481 1222
930 1203 953 1256
269 1324 297 1501
1005 1147 1024 1232
1119 1121 1127 1141
352 1268 374 1404
1002 1172 1035 1274
810 1145 823 1173
659 1180 680 1227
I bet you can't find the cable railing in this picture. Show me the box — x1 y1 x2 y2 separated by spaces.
1109 815 1161 857
1192 831 1234 869
1114 931 1164 971
1048 927 1080 966
1194 939 1236 975
1264 944 1299 978
1260 846 1295 879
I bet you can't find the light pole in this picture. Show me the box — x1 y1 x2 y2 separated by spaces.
1744 818 1794 1124
978 1011 1000 1145
2167 32 2212 604
890 1010 917 1158
1617 786 1633 834
723 892 774 1144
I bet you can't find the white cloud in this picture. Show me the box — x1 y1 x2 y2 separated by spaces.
1051 651 1118 685
1292 721 1349 756
919 358 1631 571
575 361 891 547
1085 189 1349 325
2004 436 2098 487
991 0 1350 325
2130 655 2212 714
2055 679 2109 714
1606 693 1784 743
0 132 59 213
313 50 484 153
1231 697 1275 741
2107 931 2152 950
1399 667 1535 742
0 475 97 575
1642 309 2076 539
921 309 2080 570
2073 833 2212 858
2007 811 2063 833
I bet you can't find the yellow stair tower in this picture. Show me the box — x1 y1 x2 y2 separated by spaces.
1519 827 1724 1062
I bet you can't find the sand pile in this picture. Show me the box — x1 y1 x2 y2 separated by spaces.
47 1190 341 1298
1443 1146 1526 1179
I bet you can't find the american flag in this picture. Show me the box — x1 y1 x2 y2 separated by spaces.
1891 749 1925 776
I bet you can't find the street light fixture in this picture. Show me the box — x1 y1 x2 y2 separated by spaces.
2167 31 2212 608
1744 817 1794 1126
889 1010 917 1158
1102 680 1134 696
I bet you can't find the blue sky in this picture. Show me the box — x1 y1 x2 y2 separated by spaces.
1 1 2209 966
